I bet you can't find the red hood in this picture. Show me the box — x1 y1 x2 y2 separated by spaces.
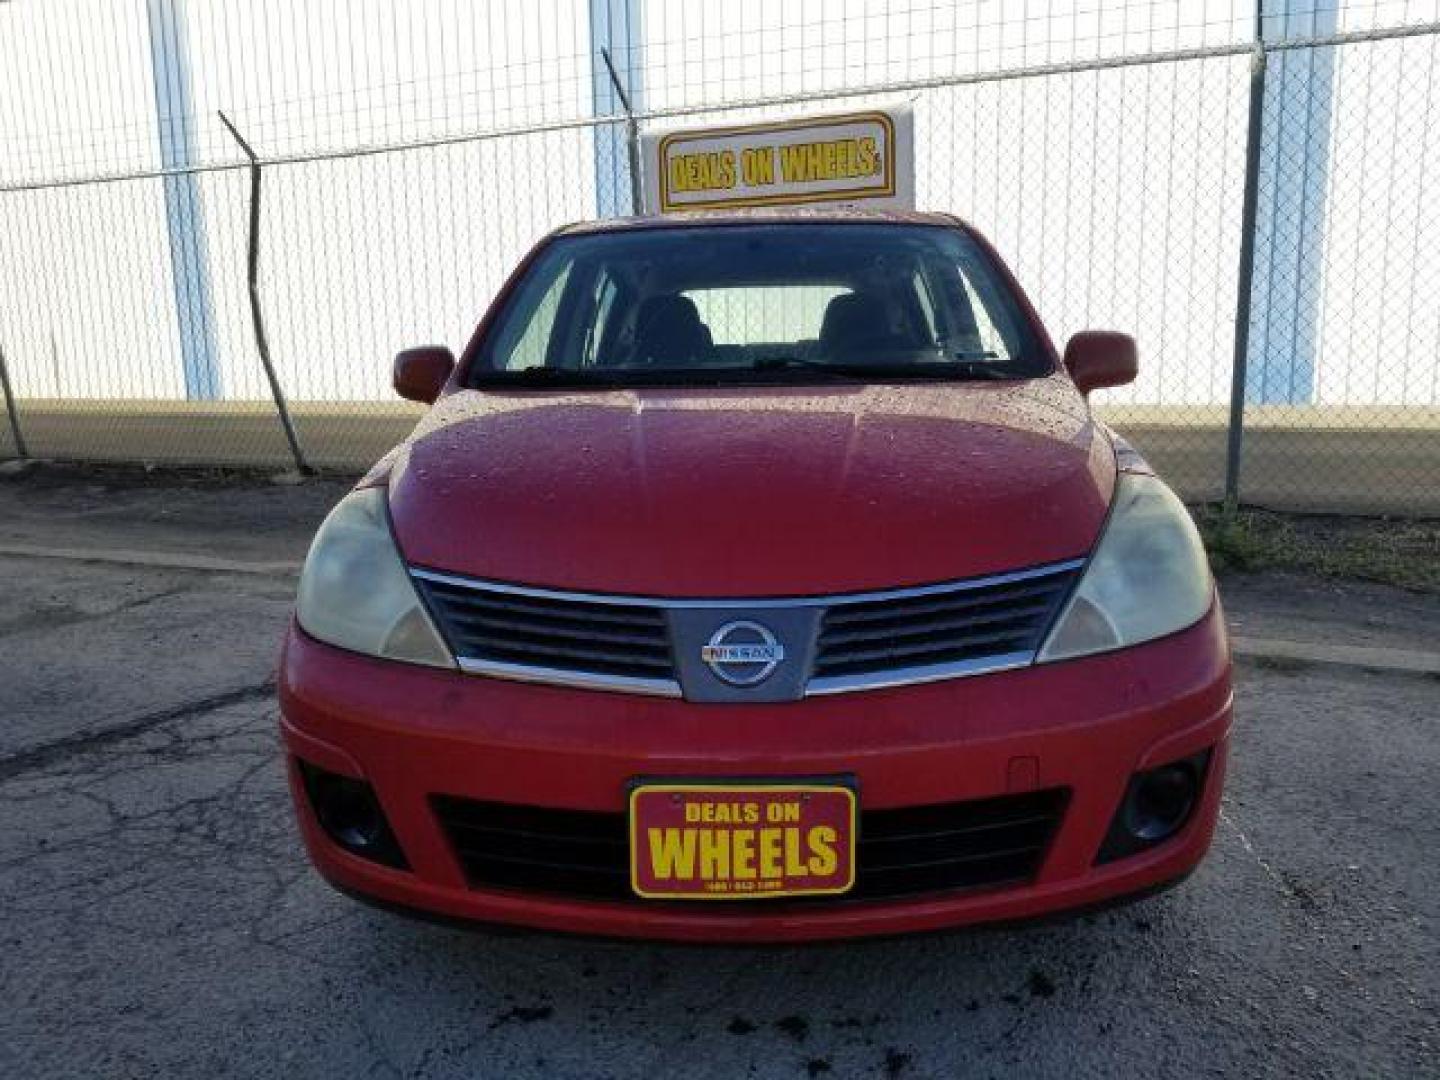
383 376 1115 596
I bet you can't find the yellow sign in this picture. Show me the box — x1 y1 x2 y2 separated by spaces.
628 782 858 900
643 107 914 214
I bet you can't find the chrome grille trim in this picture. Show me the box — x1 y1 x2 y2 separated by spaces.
455 657 682 698
411 559 1085 698
805 651 1035 696
413 560 1084 610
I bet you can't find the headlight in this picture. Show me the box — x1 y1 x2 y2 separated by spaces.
1038 473 1212 662
296 488 454 668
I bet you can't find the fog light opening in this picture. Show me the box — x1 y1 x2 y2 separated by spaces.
1124 763 1197 842
298 760 409 870
1098 750 1211 864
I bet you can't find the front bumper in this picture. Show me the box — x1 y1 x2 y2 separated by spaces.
279 603 1232 943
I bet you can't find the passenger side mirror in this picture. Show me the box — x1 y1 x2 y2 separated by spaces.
1064 331 1137 395
393 346 455 404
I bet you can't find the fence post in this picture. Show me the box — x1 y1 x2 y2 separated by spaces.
600 46 644 214
146 0 223 401
0 343 28 459
1224 46 1268 508
217 111 312 476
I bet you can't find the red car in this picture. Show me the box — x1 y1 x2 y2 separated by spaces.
280 209 1230 942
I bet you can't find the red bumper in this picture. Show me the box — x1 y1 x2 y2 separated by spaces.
279 604 1231 943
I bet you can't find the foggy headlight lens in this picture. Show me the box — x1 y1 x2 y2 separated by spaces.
296 488 453 668
1038 473 1212 662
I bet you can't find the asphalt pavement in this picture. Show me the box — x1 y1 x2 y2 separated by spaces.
1 468 1437 1078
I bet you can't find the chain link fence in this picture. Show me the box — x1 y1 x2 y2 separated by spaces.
0 1 1437 514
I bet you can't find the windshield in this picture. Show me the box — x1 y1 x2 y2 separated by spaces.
469 223 1049 387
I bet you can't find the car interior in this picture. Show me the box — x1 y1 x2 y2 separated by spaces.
580 275 988 370
483 226 1030 376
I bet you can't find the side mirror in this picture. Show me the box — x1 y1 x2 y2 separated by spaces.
1063 331 1137 395
393 346 455 404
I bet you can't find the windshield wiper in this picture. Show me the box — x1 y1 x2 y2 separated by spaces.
750 355 1016 380
749 356 872 380
473 355 1021 388
475 366 618 387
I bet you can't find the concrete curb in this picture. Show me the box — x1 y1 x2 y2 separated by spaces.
1231 635 1440 678
0 542 302 577
2 542 1436 679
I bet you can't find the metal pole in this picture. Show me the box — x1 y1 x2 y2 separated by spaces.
0 343 28 459
217 111 312 476
1224 46 1268 508
624 116 643 215
600 46 644 215
146 0 222 400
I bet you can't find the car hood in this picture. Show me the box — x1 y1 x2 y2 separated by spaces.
383 376 1115 596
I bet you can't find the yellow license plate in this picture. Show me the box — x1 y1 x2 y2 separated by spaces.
629 782 857 900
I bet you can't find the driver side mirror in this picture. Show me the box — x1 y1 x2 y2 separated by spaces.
1064 331 1137 395
393 346 455 404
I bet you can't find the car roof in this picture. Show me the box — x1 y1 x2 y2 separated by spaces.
554 206 967 236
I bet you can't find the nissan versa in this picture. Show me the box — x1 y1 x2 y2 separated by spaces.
280 209 1231 942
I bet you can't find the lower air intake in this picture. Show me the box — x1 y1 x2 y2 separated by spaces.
431 789 1068 904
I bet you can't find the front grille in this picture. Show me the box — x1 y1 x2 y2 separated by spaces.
813 565 1079 680
432 796 631 900
416 575 674 682
411 559 1082 696
431 789 1067 905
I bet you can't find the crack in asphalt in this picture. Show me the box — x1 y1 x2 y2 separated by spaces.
1219 807 1297 903
0 680 276 781
0 583 196 642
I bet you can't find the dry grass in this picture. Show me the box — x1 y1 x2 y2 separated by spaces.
1194 505 1440 593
